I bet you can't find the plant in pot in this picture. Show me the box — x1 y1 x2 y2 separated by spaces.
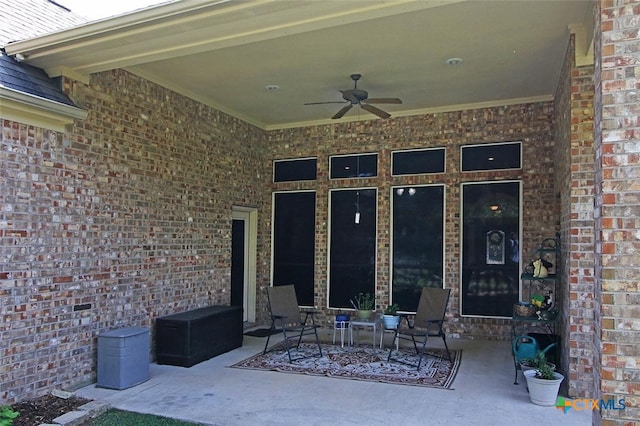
351 293 375 320
519 343 556 373
382 303 400 329
523 350 564 406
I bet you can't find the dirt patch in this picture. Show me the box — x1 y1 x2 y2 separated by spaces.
10 394 92 425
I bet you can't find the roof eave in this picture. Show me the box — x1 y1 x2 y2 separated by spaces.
1 86 88 131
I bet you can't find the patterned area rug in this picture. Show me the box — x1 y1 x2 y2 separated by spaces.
230 342 461 389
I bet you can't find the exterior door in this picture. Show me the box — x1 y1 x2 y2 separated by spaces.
231 208 257 322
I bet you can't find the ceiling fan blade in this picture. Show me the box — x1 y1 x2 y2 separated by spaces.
332 104 353 119
364 98 402 104
361 103 391 119
304 101 348 105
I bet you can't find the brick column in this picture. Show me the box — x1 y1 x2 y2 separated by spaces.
595 0 640 424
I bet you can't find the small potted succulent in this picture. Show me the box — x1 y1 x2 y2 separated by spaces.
382 303 400 329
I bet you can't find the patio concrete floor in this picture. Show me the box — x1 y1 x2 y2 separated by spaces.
76 328 592 425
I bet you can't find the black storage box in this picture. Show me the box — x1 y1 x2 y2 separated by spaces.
156 305 242 367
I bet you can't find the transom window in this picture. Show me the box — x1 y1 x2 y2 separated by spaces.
330 153 378 179
392 148 445 176
461 142 521 172
273 158 317 182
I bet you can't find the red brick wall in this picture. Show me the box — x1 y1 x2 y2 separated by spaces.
595 0 640 424
0 69 270 402
267 103 558 339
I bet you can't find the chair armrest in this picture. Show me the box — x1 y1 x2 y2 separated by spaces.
300 309 320 326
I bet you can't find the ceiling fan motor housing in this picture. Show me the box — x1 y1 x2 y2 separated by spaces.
343 89 368 103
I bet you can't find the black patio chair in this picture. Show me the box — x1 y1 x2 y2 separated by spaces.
387 287 452 370
263 285 323 362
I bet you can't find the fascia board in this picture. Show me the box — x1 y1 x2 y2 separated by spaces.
4 0 461 76
0 87 88 131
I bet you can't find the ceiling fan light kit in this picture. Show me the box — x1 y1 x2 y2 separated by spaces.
305 74 402 120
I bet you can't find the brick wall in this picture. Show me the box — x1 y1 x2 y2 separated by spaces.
0 69 270 402
2 64 585 405
267 103 559 339
595 0 640 424
554 35 597 399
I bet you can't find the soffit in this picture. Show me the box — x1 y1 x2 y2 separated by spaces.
5 0 593 130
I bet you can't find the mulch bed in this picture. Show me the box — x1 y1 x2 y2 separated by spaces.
10 394 92 426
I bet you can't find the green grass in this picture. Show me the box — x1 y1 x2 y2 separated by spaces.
88 408 203 425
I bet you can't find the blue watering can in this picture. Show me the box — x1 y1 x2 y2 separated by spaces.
512 335 539 363
512 335 556 384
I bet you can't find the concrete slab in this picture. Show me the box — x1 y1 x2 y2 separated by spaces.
76 329 592 425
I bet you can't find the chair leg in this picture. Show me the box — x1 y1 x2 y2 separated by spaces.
280 328 295 363
387 330 399 361
263 319 276 354
441 334 452 362
416 335 429 371
313 326 323 357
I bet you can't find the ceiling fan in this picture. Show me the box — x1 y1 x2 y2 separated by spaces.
304 73 402 119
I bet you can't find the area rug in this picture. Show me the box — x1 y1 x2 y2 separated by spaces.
230 342 461 389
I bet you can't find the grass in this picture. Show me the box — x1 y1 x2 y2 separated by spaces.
88 408 204 425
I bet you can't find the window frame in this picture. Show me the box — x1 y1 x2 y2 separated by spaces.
459 179 523 318
391 147 446 176
460 141 522 172
390 184 446 312
329 152 378 180
271 190 317 307
273 157 318 183
327 186 378 309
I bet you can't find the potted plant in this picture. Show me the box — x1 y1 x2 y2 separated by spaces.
351 293 375 320
382 303 400 329
523 351 564 406
519 343 556 373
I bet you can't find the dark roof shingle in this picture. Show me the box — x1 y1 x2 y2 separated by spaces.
1 49 77 106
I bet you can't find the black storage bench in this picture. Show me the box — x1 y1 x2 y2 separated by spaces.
156 305 242 367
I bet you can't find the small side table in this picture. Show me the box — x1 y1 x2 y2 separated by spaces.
333 320 352 348
351 317 380 348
